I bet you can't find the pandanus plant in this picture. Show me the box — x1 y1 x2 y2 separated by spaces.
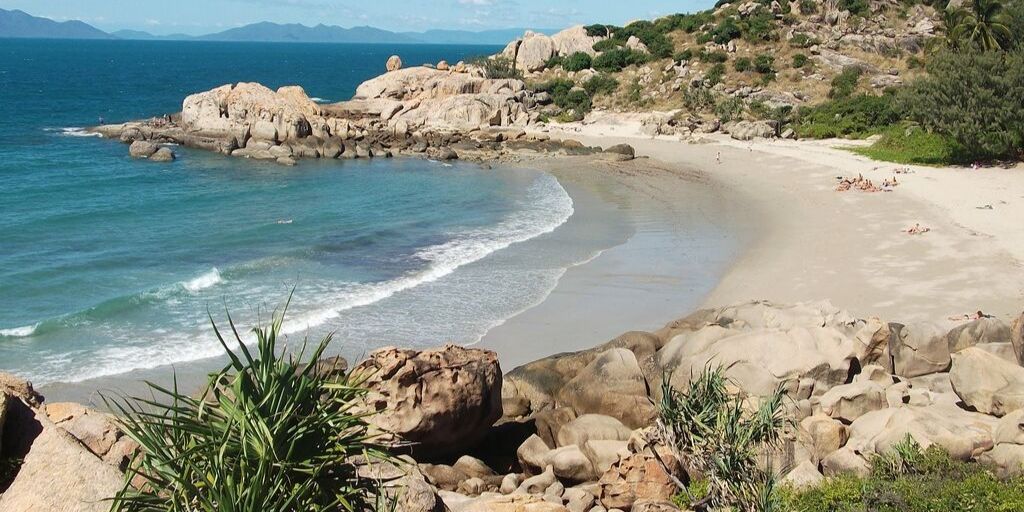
104 300 391 512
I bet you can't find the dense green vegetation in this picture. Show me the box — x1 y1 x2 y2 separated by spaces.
795 0 1024 162
561 52 593 72
780 437 1024 511
794 93 902 138
593 48 650 72
899 48 1024 160
659 367 786 511
853 125 966 164
106 304 388 512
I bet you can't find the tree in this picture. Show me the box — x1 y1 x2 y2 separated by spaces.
900 49 1024 160
951 0 1013 51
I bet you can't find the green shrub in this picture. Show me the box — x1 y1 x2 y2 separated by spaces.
841 0 871 15
583 74 620 96
781 438 1024 511
106 303 389 512
789 32 819 48
627 79 646 105
675 48 694 62
829 66 864 99
698 49 729 63
676 11 715 33
534 79 593 121
734 57 753 72
593 48 650 72
657 366 786 510
710 17 743 44
754 53 776 74
683 86 716 111
854 125 969 165
794 93 902 138
562 52 593 72
907 55 924 69
899 49 1024 160
584 24 616 38
793 53 809 68
742 9 779 42
544 54 564 69
592 38 623 52
715 96 746 122
706 63 727 85
800 0 819 13
474 56 522 80
618 20 676 58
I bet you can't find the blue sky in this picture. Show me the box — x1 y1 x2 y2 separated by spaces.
1 0 714 35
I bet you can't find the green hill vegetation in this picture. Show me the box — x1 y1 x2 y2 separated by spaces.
529 0 1024 164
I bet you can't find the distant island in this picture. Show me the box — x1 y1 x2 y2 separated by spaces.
0 7 555 45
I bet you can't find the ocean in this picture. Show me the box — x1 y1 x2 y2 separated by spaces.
0 39 608 385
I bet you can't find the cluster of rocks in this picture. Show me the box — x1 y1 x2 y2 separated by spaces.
90 61 641 166
500 27 608 73
4 301 1023 511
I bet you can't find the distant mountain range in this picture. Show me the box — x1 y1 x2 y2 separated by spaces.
0 8 555 45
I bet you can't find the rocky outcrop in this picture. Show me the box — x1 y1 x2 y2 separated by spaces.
353 344 503 458
0 408 124 511
950 347 1024 417
181 82 321 146
501 26 605 73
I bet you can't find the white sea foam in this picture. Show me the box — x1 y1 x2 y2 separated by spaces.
181 268 223 292
281 173 575 335
310 97 331 103
0 324 38 338
25 173 576 385
59 127 102 138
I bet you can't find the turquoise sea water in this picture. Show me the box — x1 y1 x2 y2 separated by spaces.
0 39 599 384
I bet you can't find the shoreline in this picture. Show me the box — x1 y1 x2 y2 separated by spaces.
39 127 1024 403
40 152 744 403
542 123 1024 326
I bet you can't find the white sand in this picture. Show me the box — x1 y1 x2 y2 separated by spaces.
539 119 1024 328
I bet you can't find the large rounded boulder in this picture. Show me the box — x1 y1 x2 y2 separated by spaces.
353 344 502 458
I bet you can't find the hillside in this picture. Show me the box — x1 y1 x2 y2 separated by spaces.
495 0 1023 163
0 8 112 39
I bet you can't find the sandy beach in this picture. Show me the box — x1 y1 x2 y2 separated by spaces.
42 126 1024 403
542 119 1024 328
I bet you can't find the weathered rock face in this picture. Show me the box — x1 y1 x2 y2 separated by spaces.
353 344 503 457
843 402 997 463
891 322 951 378
597 451 680 510
1012 311 1024 365
655 302 862 400
347 67 532 132
44 402 140 470
556 348 656 429
501 26 606 72
819 381 888 423
0 410 124 512
551 26 603 57
129 140 159 158
181 82 321 145
726 120 777 140
950 347 1024 417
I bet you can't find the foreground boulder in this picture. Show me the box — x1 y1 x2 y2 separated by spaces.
950 347 1024 417
354 344 502 458
0 410 123 511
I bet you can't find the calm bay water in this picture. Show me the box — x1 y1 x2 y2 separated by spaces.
0 39 603 384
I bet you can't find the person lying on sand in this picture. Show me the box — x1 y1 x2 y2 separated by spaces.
948 310 992 321
905 223 930 235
